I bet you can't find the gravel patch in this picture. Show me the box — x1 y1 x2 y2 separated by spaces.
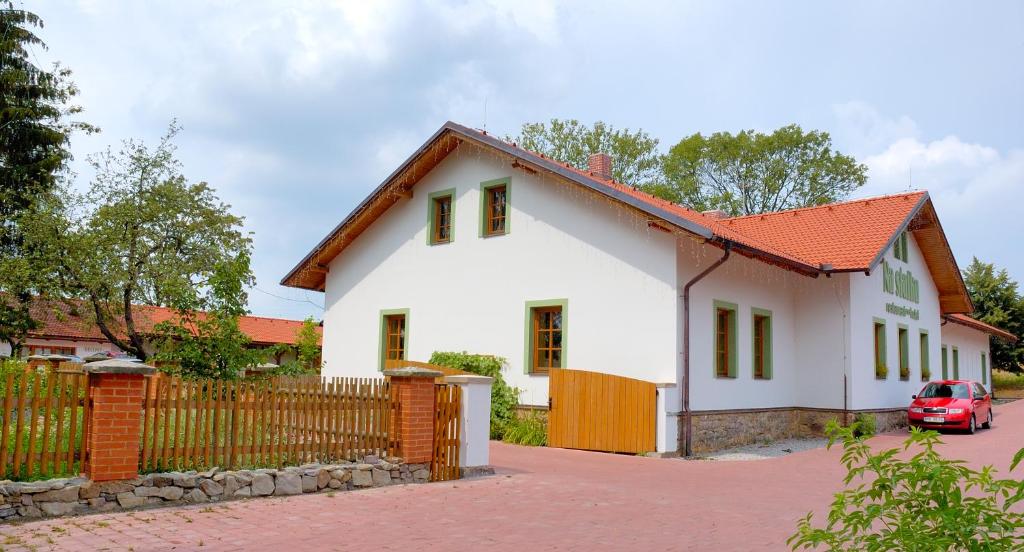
697 438 829 461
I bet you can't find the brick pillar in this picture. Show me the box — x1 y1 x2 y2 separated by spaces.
385 367 442 464
83 360 157 482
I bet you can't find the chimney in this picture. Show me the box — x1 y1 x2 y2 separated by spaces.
701 209 729 220
588 153 612 180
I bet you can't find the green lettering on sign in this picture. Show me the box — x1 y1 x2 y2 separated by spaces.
882 260 919 304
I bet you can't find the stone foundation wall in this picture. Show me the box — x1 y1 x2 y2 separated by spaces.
0 455 428 522
691 408 907 453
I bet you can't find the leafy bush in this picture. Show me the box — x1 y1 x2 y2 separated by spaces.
899 365 910 380
876 363 888 379
429 352 519 439
789 421 1024 551
922 366 931 380
502 411 547 446
851 413 876 438
993 369 1024 390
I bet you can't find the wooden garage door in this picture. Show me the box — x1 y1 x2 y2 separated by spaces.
547 368 656 454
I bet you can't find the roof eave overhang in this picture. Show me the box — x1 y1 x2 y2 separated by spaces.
863 193 973 314
943 315 1018 343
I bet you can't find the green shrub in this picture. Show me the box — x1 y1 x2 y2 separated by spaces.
429 351 519 439
789 422 1024 551
993 369 1024 390
502 412 547 446
851 413 876 437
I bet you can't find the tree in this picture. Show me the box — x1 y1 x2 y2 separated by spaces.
650 125 867 216
963 258 1024 372
0 2 95 354
29 122 254 361
789 422 1024 551
508 119 662 187
266 317 322 376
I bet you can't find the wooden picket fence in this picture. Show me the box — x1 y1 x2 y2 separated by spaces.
0 368 90 479
140 375 394 472
429 384 460 482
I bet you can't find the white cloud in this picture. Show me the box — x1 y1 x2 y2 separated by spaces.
835 103 1024 281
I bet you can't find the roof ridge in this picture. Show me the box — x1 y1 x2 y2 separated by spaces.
722 190 927 222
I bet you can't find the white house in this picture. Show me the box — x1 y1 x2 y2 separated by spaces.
281 122 1015 454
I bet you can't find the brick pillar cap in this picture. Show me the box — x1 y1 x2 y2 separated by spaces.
383 367 442 378
443 374 493 385
83 359 158 375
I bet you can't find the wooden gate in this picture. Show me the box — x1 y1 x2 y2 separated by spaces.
547 368 656 454
430 384 460 481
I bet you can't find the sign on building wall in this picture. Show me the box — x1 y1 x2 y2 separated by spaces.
883 260 920 320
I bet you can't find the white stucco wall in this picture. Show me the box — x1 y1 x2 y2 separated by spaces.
849 233 943 409
0 339 118 359
940 323 992 386
321 144 679 405
680 239 850 411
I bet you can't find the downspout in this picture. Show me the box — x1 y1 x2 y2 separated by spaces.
680 242 732 457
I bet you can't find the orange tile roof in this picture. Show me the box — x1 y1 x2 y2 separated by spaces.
283 122 971 311
24 299 320 346
719 192 928 271
945 313 1017 342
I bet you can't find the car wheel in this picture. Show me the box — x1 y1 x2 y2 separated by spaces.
967 415 976 435
982 409 993 429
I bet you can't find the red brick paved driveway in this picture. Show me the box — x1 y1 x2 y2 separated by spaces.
2 399 1022 551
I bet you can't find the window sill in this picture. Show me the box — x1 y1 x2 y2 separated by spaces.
481 231 508 239
428 240 453 246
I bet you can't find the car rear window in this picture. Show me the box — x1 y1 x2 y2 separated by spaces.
919 383 969 399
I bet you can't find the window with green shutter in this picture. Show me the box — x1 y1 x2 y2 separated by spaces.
919 331 930 381
873 318 887 379
952 347 960 379
752 308 772 380
714 300 738 378
981 353 988 385
898 325 910 380
941 345 948 379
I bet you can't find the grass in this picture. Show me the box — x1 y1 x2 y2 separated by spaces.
502 412 547 446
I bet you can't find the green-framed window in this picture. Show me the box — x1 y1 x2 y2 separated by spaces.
524 299 567 374
952 347 960 379
751 308 772 380
919 331 930 381
428 188 456 245
714 300 738 378
894 231 909 262
897 325 910 380
378 308 409 371
873 318 887 379
479 177 510 237
941 345 948 379
981 353 988 385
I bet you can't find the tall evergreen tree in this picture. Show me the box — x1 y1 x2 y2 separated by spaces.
0 2 94 354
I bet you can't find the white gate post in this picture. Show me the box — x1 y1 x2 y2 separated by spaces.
443 374 493 468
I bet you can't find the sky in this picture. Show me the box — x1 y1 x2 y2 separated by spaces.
36 0 1024 320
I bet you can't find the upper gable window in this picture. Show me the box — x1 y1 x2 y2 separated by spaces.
480 178 510 237
894 231 909 262
428 188 456 245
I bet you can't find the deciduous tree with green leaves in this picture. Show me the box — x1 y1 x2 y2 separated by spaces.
27 122 254 363
0 1 95 355
789 421 1024 551
649 125 867 216
963 257 1024 372
508 119 662 187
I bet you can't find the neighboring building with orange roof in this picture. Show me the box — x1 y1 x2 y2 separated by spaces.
281 121 1013 454
0 299 321 364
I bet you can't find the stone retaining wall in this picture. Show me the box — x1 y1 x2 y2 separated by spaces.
0 455 428 522
691 408 908 453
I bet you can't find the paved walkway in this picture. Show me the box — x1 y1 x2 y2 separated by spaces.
2 400 1021 551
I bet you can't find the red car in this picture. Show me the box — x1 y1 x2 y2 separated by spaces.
908 380 993 434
